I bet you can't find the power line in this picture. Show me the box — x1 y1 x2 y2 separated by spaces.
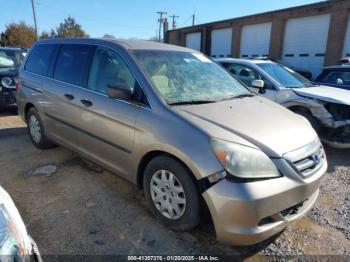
36 1 149 30
177 15 192 28
156 11 167 42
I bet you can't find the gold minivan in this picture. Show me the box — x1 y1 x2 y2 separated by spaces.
17 39 327 246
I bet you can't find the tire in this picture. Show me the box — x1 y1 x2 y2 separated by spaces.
143 156 201 231
26 108 55 149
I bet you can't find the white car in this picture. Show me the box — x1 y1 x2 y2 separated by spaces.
0 186 41 261
216 58 350 148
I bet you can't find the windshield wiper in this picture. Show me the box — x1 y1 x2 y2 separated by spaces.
219 93 254 101
168 100 217 106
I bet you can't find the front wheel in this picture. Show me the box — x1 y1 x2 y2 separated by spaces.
143 156 201 231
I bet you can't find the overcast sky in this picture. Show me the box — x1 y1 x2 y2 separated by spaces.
1 0 322 39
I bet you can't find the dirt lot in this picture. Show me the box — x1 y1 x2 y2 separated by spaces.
0 108 349 260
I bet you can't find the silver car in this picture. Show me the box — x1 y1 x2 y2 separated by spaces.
17 39 327 246
216 58 350 148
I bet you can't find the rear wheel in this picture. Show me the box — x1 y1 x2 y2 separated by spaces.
143 156 201 231
26 108 55 149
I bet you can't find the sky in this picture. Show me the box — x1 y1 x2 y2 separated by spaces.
1 0 323 39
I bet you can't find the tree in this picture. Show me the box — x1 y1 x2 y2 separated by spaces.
0 22 36 48
39 31 50 40
53 16 88 38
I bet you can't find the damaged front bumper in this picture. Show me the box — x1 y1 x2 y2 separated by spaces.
308 102 350 148
302 101 350 148
322 124 350 148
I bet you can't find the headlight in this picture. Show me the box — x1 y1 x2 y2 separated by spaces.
0 188 32 259
1 77 13 88
0 205 27 258
210 138 281 179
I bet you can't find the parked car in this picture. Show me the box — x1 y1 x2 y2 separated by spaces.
314 66 350 90
216 58 350 148
0 47 27 108
0 186 41 261
18 39 327 246
338 57 350 65
254 57 313 80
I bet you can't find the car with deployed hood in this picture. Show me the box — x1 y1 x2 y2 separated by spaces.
17 38 327 246
0 186 41 261
0 47 27 108
216 58 350 148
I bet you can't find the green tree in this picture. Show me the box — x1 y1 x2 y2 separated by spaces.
53 16 88 38
39 31 50 40
102 34 116 39
0 22 36 48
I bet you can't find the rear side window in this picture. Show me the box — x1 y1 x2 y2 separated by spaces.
54 44 92 86
25 44 56 76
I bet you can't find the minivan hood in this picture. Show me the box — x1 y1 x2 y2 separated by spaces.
293 85 350 105
174 96 317 157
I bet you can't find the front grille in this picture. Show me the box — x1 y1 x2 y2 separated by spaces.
284 139 325 178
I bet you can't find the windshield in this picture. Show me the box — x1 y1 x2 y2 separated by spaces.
257 63 314 88
0 50 26 69
133 50 252 104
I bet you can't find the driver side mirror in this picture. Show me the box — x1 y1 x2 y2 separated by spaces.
252 80 266 94
107 82 133 100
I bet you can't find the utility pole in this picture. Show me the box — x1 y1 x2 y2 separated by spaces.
169 14 179 30
192 13 195 26
30 0 38 40
157 11 167 42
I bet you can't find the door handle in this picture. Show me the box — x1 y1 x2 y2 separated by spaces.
80 99 93 107
64 93 74 100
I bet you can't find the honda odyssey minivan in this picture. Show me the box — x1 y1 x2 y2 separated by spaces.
17 39 327 246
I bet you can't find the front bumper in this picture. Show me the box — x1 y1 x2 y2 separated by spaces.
0 89 16 106
202 156 327 246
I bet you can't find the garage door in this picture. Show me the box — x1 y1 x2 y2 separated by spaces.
343 16 350 57
211 28 232 57
186 32 201 51
240 22 272 58
282 15 331 79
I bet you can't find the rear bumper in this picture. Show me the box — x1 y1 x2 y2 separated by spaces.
202 157 327 246
0 89 16 106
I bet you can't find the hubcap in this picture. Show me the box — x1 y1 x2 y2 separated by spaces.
28 115 41 143
150 170 186 220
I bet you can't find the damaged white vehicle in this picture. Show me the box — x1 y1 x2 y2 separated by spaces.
216 58 350 148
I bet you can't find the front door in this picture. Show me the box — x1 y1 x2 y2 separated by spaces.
71 46 141 178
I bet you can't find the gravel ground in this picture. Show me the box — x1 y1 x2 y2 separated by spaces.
0 109 349 260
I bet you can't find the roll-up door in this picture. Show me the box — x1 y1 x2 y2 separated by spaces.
240 23 272 58
343 16 350 57
282 15 331 79
211 28 232 57
186 32 201 51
